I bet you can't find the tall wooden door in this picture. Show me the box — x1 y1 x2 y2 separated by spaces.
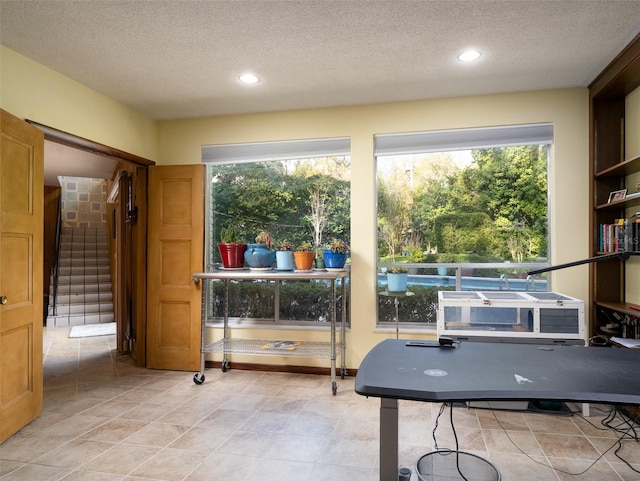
146 165 203 371
0 109 44 443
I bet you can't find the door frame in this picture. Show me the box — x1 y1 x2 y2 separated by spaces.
27 121 154 366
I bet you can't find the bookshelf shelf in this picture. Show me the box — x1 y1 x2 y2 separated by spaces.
595 154 640 178
589 33 640 341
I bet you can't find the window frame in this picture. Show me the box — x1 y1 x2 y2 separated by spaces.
374 125 553 330
202 138 351 329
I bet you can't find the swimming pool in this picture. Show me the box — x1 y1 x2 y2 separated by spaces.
378 274 547 291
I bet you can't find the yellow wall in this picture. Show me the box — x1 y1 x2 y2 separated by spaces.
2 43 595 368
158 89 591 367
0 46 158 161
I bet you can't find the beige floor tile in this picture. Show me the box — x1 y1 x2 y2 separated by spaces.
61 471 125 480
79 443 160 475
0 463 72 481
264 432 329 462
0 459 24 477
34 438 114 468
483 428 544 456
489 452 559 481
81 418 149 443
183 452 257 481
168 425 234 452
0 434 74 462
117 402 175 422
129 447 208 480
534 433 601 460
217 429 280 457
307 463 377 481
549 457 622 480
123 422 190 447
608 461 640 481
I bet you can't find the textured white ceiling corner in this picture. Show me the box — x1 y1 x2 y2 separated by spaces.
2 0 640 121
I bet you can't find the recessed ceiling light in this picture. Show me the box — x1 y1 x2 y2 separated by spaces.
239 73 260 84
458 50 481 62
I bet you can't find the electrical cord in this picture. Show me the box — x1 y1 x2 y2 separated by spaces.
487 402 639 476
431 403 470 481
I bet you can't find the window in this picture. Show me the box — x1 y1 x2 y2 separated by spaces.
375 125 553 328
202 138 351 326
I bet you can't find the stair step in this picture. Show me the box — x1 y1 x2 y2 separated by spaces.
50 227 114 327
48 301 113 315
55 273 112 284
53 283 112 295
58 258 110 268
50 291 112 304
54 266 111 277
46 313 114 327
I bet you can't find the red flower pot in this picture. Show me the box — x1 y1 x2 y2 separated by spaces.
217 243 247 268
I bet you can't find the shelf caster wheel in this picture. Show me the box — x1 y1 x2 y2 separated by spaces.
332 381 337 396
193 372 205 385
221 361 229 372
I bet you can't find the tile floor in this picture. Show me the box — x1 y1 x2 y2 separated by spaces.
1 326 640 480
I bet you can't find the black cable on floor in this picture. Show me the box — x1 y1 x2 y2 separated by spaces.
488 403 637 476
449 402 470 481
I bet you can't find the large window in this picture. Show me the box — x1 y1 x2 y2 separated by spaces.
202 139 351 326
375 125 552 328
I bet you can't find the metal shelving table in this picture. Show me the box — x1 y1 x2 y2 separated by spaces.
192 269 348 395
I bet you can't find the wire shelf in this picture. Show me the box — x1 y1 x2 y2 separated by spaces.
203 338 340 358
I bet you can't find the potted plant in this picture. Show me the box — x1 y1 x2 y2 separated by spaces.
275 239 295 271
244 230 276 269
387 266 409 292
323 238 348 269
294 241 315 271
217 225 247 269
315 247 325 270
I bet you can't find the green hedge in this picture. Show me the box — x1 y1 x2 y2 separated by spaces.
207 280 349 322
207 280 446 325
378 286 451 324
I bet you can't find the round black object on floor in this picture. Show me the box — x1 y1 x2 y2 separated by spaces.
416 449 501 481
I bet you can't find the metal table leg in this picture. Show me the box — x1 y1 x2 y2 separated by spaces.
380 397 399 481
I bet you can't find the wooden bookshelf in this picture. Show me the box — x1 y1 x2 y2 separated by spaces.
589 33 640 340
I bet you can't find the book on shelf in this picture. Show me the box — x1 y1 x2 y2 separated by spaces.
625 192 640 201
261 340 301 350
599 216 639 253
610 336 640 348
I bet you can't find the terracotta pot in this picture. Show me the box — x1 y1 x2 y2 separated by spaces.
294 251 314 270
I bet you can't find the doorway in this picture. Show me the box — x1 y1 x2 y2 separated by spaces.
30 120 153 366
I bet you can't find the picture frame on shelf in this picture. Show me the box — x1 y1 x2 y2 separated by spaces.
608 189 627 203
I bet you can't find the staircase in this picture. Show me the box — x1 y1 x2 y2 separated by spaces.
47 227 114 327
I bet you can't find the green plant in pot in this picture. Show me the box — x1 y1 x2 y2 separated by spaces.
387 266 409 292
244 230 276 269
217 225 247 269
315 247 325 269
275 239 295 271
294 241 315 271
323 238 348 269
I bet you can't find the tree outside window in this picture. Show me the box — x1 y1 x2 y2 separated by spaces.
206 157 350 325
377 145 549 326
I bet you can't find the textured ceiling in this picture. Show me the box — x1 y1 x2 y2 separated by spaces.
2 0 640 121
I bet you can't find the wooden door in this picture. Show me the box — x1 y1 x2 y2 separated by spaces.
146 165 203 371
0 109 44 443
